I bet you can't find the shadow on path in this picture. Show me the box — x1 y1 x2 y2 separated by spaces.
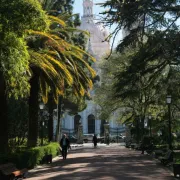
26 146 174 180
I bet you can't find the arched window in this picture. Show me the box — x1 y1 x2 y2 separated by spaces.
88 114 95 133
74 115 81 133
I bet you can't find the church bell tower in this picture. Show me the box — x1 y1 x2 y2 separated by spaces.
83 0 93 17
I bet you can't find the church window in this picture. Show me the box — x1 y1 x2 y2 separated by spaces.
88 114 95 133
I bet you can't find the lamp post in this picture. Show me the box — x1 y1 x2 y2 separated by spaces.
136 116 140 144
166 95 172 150
104 121 110 145
39 102 45 146
148 115 152 137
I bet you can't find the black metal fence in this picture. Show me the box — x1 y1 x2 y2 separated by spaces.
109 127 126 143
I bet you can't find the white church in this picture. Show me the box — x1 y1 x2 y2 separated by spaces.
56 0 125 136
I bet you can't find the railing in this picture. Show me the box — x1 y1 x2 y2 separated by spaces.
109 127 126 134
109 127 126 143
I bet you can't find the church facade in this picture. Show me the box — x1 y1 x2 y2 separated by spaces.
59 0 125 136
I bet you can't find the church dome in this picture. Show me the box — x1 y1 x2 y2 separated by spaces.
102 28 109 38
96 23 109 39
78 0 110 58
78 20 109 57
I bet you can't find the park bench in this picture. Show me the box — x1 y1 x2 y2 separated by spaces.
135 143 142 150
158 150 173 166
130 143 137 149
145 143 155 154
125 141 131 148
173 163 180 178
0 163 28 180
40 154 52 164
153 149 164 158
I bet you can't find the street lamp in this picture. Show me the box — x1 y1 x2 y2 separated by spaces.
148 115 152 137
39 102 45 110
104 121 110 145
39 102 45 146
166 95 172 150
135 116 140 144
157 130 162 136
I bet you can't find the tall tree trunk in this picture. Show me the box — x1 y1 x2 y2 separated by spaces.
48 93 54 142
27 74 39 147
56 96 63 142
0 72 8 153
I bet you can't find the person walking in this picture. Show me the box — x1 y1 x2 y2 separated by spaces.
92 134 98 148
60 134 70 160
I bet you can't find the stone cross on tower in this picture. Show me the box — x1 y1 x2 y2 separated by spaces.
83 0 93 17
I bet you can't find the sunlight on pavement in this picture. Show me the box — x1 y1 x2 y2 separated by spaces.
62 163 90 168
26 145 174 180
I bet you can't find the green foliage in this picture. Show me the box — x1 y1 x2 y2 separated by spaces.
101 1 180 112
0 33 30 98
40 0 79 27
94 46 180 143
39 0 94 108
101 0 180 49
72 32 88 50
101 0 180 104
170 150 180 163
41 0 74 15
0 143 60 169
174 152 180 163
63 94 88 115
0 0 49 34
0 0 49 98
26 2 96 146
8 98 28 148
94 52 123 121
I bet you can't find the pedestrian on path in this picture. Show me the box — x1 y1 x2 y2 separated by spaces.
141 137 145 154
92 134 97 148
60 134 70 160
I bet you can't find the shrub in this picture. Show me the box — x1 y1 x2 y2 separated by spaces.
0 142 60 169
174 152 180 164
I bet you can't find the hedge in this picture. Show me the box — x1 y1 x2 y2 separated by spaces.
174 152 180 164
0 142 60 169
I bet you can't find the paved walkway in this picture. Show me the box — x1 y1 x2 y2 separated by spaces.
26 144 175 180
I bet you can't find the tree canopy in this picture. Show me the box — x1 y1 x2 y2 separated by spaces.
94 0 180 138
0 0 49 98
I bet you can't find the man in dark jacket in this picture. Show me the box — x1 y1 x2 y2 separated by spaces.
92 134 98 148
60 134 70 159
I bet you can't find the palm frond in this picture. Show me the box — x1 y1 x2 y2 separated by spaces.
49 15 66 27
43 54 73 85
67 51 96 78
40 77 49 103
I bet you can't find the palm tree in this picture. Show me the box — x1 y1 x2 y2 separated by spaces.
26 16 96 147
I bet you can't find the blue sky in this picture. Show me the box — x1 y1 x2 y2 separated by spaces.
73 0 122 48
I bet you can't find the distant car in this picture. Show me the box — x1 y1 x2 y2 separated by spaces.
97 136 103 143
110 135 125 143
83 134 94 143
